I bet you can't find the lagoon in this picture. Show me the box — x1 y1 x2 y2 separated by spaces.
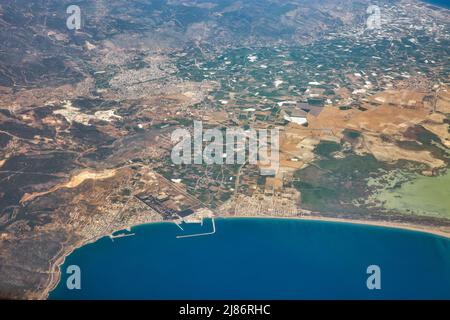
372 170 450 219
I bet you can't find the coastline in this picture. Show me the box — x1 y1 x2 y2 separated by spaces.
39 237 99 300
226 215 450 240
41 214 450 300
39 221 173 300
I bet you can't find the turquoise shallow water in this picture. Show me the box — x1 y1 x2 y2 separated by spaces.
50 218 450 299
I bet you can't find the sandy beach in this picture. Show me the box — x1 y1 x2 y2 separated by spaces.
228 215 450 239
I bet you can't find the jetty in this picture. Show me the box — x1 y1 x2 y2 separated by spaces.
109 232 136 241
176 218 216 239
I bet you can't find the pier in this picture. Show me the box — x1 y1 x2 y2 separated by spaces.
109 233 136 241
176 218 216 239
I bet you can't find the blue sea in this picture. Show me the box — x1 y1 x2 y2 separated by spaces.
50 218 450 299
423 0 450 9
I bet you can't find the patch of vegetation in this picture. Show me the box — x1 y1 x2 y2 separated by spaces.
343 129 361 140
314 141 341 158
293 154 387 212
403 125 449 164
416 126 442 145
295 181 339 208
257 175 266 186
